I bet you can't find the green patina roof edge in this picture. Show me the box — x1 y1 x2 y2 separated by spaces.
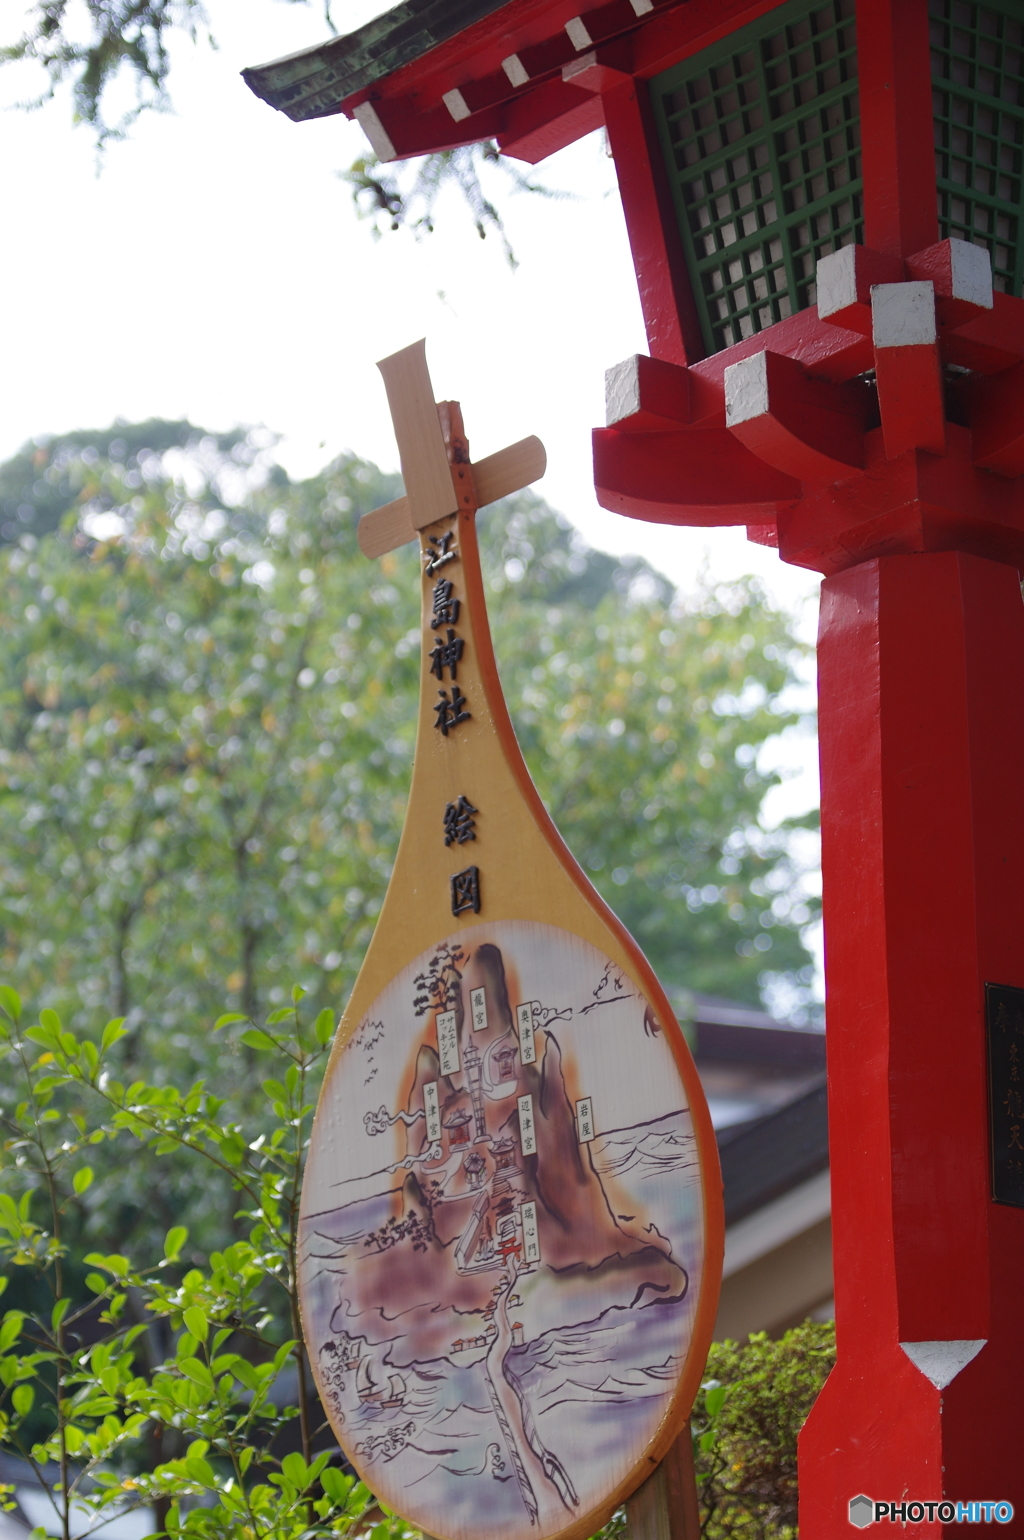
242 0 512 119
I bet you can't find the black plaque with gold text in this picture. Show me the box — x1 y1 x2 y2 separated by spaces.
986 982 1024 1208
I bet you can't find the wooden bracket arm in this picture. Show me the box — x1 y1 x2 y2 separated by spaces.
871 280 945 458
724 349 869 486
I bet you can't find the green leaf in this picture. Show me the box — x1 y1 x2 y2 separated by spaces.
0 986 21 1024
265 1007 294 1025
314 1008 336 1046
0 1313 25 1352
178 1357 214 1390
320 1468 352 1504
11 1383 33 1418
100 1018 127 1052
291 984 306 1004
182 1307 208 1343
214 1013 248 1030
281 1452 307 1488
164 1226 188 1262
73 1167 94 1195
705 1383 729 1418
239 1029 275 1052
184 1456 216 1488
51 1297 71 1331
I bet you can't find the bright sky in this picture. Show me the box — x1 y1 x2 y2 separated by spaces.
0 0 822 992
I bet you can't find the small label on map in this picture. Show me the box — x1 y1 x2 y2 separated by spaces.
517 1094 537 1157
516 1002 536 1064
437 1011 459 1076
471 986 488 1032
576 1096 595 1144
423 1081 441 1143
520 1200 540 1264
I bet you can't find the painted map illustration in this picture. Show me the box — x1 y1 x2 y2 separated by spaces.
300 919 706 1540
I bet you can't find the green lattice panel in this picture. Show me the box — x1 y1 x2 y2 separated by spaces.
650 0 861 354
931 0 1024 295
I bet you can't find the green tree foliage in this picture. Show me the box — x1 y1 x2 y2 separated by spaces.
0 984 416 1540
0 426 817 1079
691 1324 837 1539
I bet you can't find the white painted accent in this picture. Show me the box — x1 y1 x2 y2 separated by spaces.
605 356 643 426
502 53 529 87
352 101 396 161
724 350 770 427
816 243 859 319
871 280 936 348
899 1339 986 1389
565 16 594 48
443 88 472 122
629 0 655 12
723 1167 831 1277
563 50 599 84
949 237 993 309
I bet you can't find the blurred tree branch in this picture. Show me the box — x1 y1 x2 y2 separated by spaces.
1 0 561 257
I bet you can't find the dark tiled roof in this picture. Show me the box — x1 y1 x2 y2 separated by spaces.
717 1079 829 1226
242 0 509 122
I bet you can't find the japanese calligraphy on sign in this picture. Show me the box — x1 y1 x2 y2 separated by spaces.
576 1096 595 1144
434 685 471 737
517 1001 537 1065
424 531 458 574
470 985 487 1032
430 627 465 681
431 577 460 629
520 1198 541 1265
518 1093 537 1157
443 796 478 847
424 1080 441 1143
986 982 1024 1206
437 1009 460 1076
450 865 480 917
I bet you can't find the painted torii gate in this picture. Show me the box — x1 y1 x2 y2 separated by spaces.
245 0 1024 1527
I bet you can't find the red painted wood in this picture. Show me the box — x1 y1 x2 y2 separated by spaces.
497 77 604 161
592 425 799 521
857 0 938 259
725 350 869 486
874 344 945 459
969 362 1024 478
800 552 1024 1530
773 425 1024 575
629 0 785 80
601 79 704 365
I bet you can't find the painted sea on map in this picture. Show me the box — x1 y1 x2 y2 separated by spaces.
300 919 706 1540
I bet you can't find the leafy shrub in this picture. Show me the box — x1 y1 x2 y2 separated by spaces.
0 984 416 1540
691 1323 836 1538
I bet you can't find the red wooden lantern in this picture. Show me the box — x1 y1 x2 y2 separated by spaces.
246 1 1024 1527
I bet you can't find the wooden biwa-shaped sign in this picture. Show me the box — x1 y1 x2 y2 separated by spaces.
300 342 722 1540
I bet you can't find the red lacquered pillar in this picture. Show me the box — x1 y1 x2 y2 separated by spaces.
798 551 1024 1531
